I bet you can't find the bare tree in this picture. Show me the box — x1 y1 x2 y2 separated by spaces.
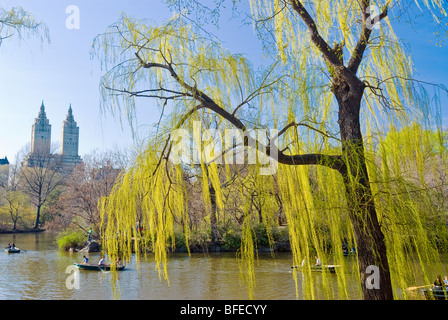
20 147 64 229
1 190 29 231
55 150 127 234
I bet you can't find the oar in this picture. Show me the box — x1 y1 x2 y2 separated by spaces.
406 284 432 291
9 246 27 252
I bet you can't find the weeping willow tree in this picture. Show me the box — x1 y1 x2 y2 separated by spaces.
94 0 448 300
0 5 49 47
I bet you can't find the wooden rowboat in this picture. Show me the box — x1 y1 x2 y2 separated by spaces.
310 265 340 273
4 248 20 253
422 287 448 300
292 264 340 273
74 263 125 271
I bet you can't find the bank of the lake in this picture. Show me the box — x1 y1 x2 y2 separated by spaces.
0 227 46 234
54 224 292 253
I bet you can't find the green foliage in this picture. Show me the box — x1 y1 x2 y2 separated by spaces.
0 190 34 230
0 6 49 46
94 1 448 300
221 227 241 251
173 228 209 251
56 229 86 250
172 222 289 252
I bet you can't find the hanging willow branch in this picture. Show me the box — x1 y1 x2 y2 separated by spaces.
94 0 448 300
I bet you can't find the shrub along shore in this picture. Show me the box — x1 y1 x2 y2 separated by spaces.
56 224 292 253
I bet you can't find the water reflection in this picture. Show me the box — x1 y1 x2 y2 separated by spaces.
0 232 430 300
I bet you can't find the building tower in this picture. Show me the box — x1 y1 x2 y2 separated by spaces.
25 102 82 171
60 104 81 167
61 104 79 157
31 101 51 155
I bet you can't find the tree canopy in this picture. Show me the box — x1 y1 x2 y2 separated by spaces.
94 0 448 300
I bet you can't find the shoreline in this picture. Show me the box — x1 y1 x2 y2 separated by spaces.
172 240 292 253
0 228 292 253
0 228 46 234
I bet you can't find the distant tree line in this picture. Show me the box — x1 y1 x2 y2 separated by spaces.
0 145 129 235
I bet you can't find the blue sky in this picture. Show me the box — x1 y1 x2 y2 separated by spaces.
0 0 262 161
0 0 447 162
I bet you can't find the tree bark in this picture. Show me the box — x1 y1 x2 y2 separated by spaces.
34 204 41 230
209 184 220 245
334 75 394 300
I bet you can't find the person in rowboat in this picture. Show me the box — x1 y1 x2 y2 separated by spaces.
98 256 106 266
315 255 321 267
83 255 89 264
434 275 445 289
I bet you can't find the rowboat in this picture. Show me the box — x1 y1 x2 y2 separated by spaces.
310 265 340 273
292 264 340 273
422 287 448 300
74 263 126 271
4 247 20 253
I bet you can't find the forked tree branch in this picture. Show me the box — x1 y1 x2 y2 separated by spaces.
135 52 346 173
274 120 341 142
289 0 388 78
348 0 389 74
288 0 342 67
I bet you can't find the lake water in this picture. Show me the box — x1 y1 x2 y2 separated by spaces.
0 232 429 300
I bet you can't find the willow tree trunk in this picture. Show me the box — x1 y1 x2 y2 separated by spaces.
334 75 394 300
34 203 42 230
209 184 219 245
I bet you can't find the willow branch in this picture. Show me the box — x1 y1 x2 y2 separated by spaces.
136 52 346 173
348 1 389 74
136 51 247 132
151 104 205 176
288 0 342 67
274 150 345 172
274 120 341 142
